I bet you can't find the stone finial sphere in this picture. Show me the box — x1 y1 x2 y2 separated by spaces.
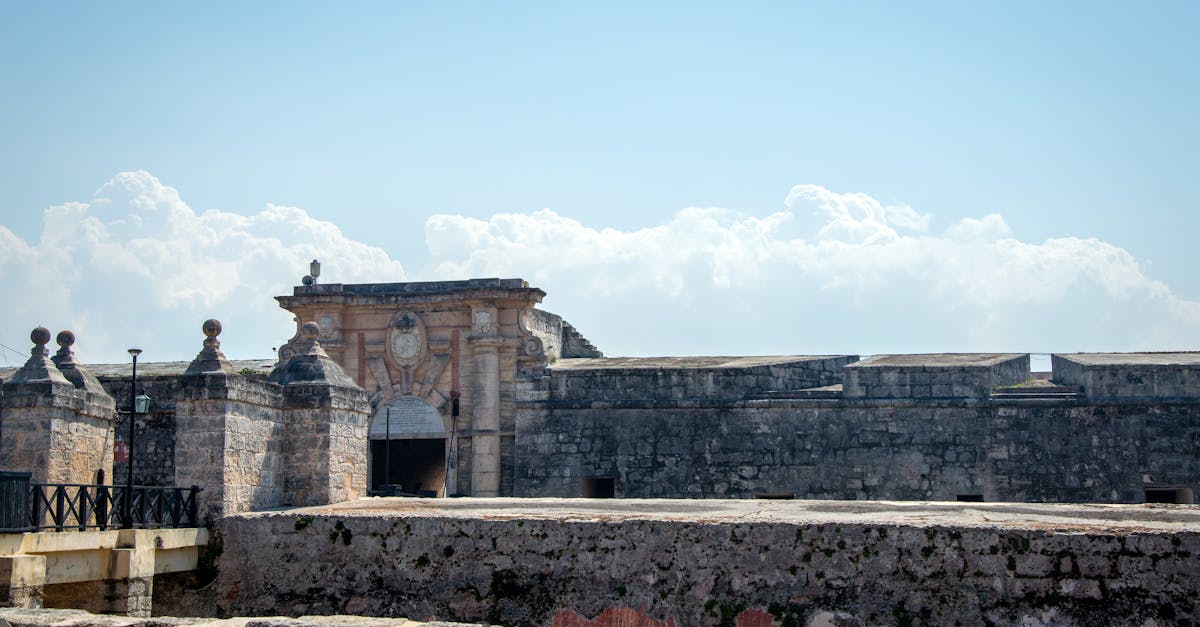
203 319 222 338
301 321 321 340
31 326 51 346
56 330 75 348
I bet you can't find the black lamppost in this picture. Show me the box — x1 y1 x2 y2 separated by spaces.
122 348 149 528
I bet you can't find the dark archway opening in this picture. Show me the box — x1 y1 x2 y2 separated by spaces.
371 438 446 496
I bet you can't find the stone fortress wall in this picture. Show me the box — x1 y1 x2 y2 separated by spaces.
4 276 1200 624
516 350 1200 503
4 278 1199 507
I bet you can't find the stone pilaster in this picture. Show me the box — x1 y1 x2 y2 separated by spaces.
469 335 503 497
0 328 115 485
270 322 370 506
175 320 284 524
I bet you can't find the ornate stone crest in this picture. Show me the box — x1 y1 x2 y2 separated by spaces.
387 311 426 368
317 314 338 340
472 310 493 335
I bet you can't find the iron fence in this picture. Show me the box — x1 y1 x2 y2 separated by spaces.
0 474 200 532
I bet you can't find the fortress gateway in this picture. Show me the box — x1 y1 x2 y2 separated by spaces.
22 276 1195 516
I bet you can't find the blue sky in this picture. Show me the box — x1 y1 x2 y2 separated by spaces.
1 2 1198 365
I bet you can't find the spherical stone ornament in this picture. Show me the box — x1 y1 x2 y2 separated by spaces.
31 326 51 347
203 319 223 338
301 321 321 340
56 330 76 349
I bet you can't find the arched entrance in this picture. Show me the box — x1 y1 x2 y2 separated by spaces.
369 396 448 496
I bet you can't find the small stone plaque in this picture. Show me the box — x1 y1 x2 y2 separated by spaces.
370 396 445 439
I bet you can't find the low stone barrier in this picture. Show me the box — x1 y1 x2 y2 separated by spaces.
197 498 1200 626
0 607 479 626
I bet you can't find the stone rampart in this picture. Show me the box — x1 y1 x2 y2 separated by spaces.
516 398 1200 502
201 498 1200 626
843 353 1029 400
1053 353 1200 401
546 356 855 404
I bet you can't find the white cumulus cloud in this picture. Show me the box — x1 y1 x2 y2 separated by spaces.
425 184 1200 357
0 171 405 364
2 174 1195 366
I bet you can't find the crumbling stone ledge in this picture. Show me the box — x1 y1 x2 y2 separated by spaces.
199 498 1200 626
0 607 481 626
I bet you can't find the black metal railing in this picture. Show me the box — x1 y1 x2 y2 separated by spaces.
0 473 200 532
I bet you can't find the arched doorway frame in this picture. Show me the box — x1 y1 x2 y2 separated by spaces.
368 395 451 496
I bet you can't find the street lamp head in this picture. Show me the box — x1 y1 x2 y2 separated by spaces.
128 348 143 358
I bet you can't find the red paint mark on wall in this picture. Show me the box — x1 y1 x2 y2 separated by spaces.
356 332 366 388
552 607 677 627
451 329 460 392
735 608 775 627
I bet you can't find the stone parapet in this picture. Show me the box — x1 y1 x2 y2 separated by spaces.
516 397 1200 502
208 499 1200 626
547 355 856 403
0 607 486 625
1052 352 1200 401
843 353 1029 400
